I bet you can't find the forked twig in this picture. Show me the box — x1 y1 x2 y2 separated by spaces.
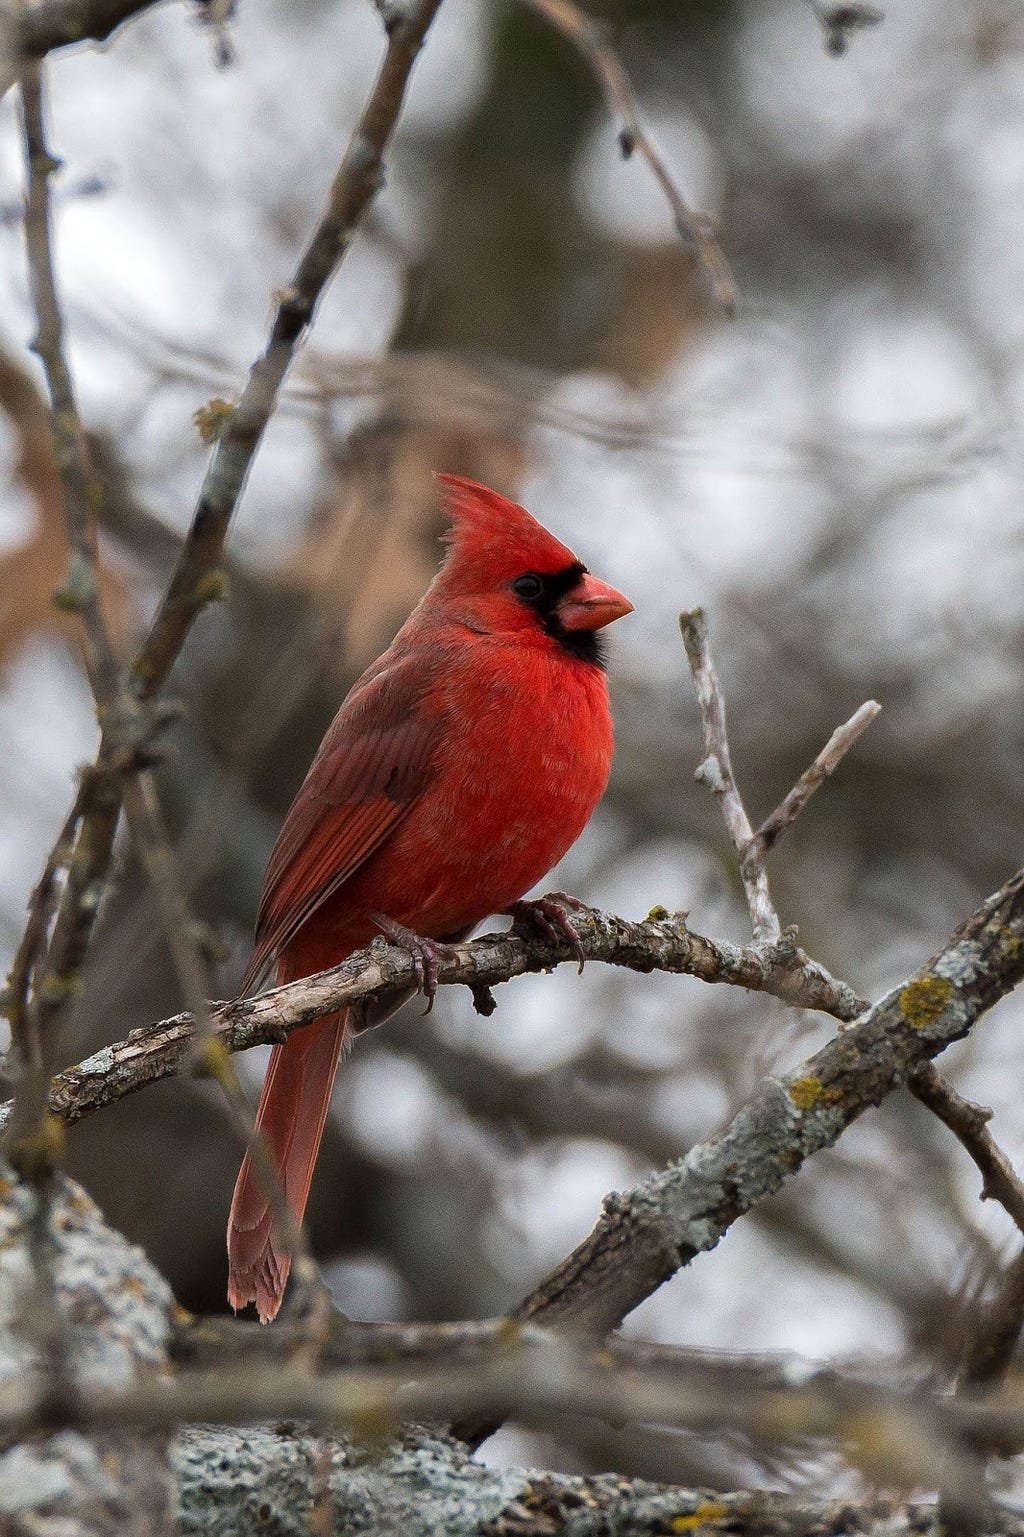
679 608 781 941
680 608 880 948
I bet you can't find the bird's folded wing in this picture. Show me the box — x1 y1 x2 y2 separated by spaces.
240 652 441 993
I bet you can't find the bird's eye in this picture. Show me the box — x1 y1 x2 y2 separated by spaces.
512 573 544 601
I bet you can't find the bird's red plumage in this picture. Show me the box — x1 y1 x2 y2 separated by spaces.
227 475 630 1319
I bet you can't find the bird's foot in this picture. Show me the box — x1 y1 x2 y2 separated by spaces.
369 914 459 1013
506 893 589 974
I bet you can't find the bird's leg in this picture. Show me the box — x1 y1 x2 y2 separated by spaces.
368 914 462 1013
505 892 589 974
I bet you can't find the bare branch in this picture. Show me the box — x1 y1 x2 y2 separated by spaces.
121 774 332 1351
680 608 780 941
17 63 119 708
6 0 165 58
519 0 736 317
749 700 882 860
129 0 445 700
909 1064 1024 1236
0 901 869 1137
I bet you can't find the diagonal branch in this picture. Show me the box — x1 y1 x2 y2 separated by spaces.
491 863 1024 1360
129 0 445 700
909 1064 1024 1236
749 700 882 861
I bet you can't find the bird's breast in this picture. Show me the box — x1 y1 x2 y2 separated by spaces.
342 642 614 939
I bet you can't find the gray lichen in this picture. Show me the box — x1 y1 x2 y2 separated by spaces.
0 1166 174 1536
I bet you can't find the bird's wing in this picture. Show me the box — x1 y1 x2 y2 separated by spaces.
241 650 441 993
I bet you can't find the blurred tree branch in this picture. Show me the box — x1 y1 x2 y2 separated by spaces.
131 0 445 701
0 0 166 97
519 0 736 315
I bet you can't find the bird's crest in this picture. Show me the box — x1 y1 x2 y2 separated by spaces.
434 473 578 580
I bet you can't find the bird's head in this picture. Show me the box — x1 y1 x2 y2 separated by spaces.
432 474 633 667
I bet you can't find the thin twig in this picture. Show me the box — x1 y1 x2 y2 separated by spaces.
18 62 118 707
519 0 736 316
679 608 780 941
749 700 881 860
121 774 331 1351
909 1064 1024 1236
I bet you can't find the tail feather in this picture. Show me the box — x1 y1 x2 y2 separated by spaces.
227 1010 349 1321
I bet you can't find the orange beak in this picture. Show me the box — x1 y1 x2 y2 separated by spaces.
557 573 634 633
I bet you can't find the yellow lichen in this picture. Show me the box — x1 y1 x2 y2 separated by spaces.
194 569 231 606
195 1037 231 1080
899 975 953 1028
672 1502 730 1531
192 397 235 443
789 1076 824 1110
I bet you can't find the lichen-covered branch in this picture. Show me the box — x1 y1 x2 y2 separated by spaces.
0 901 867 1136
504 864 1024 1340
175 1428 1022 1537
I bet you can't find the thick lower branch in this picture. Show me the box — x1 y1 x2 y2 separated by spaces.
505 867 1024 1345
176 1425 1021 1537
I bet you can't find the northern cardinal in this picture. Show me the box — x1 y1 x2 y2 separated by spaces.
227 475 632 1320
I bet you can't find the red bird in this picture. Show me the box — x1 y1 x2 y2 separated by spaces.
227 475 632 1320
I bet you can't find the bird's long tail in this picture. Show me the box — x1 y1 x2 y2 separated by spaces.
226 1008 349 1322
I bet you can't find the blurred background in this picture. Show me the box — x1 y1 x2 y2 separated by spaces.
1 0 1023 1493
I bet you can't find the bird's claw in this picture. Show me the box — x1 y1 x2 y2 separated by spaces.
369 914 456 1013
506 893 588 973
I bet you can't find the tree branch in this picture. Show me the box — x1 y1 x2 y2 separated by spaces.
0 0 168 102
175 1424 1023 1537
680 608 782 941
504 865 1024 1339
909 1064 1024 1235
129 0 445 700
748 700 882 861
518 0 736 316
0 901 868 1136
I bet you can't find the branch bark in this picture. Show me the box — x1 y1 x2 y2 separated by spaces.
0 0 166 98
129 0 445 700
506 865 1024 1336
0 901 867 1136
178 1425 1009 1537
